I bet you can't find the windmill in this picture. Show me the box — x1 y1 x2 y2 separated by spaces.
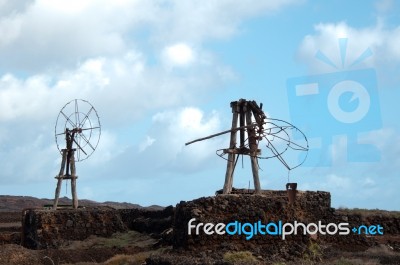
53 99 101 209
185 99 308 195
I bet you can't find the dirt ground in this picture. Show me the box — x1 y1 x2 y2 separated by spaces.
0 231 170 265
1 233 399 265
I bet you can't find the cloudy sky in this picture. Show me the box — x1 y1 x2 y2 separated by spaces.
0 0 399 210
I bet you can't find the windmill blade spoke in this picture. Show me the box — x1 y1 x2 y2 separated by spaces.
288 142 309 151
80 126 100 131
273 133 308 151
77 135 81 161
80 133 95 151
75 99 80 127
263 133 291 146
260 135 290 159
60 110 77 128
265 138 290 168
73 138 87 155
79 107 94 128
266 141 289 158
77 143 81 161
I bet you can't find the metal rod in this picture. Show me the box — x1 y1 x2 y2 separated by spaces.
185 123 259 146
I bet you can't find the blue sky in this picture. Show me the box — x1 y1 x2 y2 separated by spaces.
0 0 399 210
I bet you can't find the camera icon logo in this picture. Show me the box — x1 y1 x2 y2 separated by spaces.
287 39 382 166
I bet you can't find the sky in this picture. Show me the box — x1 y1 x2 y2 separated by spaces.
0 0 399 210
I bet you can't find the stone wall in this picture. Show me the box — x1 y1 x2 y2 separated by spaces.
18 190 399 257
119 206 174 235
21 206 175 249
330 211 400 251
0 211 22 245
0 211 21 223
22 207 127 249
171 190 376 260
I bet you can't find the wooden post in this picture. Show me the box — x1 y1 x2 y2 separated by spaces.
70 150 78 209
71 177 78 209
53 148 79 209
245 105 261 193
186 99 266 194
223 102 239 194
239 102 245 148
53 149 67 209
53 178 63 210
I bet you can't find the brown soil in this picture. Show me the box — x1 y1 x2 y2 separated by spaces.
0 230 168 265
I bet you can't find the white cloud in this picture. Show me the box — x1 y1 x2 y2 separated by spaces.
138 135 156 152
154 107 221 136
0 130 57 184
38 0 92 14
375 0 395 13
0 0 302 200
86 130 122 165
152 107 227 173
0 49 226 125
293 124 400 210
359 128 400 173
0 74 60 122
0 11 22 46
362 177 375 188
0 58 110 122
151 0 300 43
0 0 33 16
150 107 224 165
297 21 400 75
326 174 351 190
0 0 301 73
162 43 195 67
301 173 351 191
102 107 227 179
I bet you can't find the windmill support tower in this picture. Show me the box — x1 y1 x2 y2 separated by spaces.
185 98 309 196
53 129 80 209
222 99 265 194
53 99 101 210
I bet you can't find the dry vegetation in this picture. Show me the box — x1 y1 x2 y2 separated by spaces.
0 230 170 265
336 208 400 218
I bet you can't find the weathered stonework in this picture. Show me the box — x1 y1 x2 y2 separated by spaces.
19 190 400 262
172 191 327 258
171 190 394 260
21 206 175 249
119 206 174 235
22 207 127 249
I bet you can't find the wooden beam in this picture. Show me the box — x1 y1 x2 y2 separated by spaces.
246 109 261 193
53 150 67 210
222 148 261 155
223 108 239 194
70 151 78 209
185 123 259 146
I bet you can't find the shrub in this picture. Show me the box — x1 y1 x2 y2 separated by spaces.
223 251 258 264
103 252 151 265
333 257 380 265
303 240 323 263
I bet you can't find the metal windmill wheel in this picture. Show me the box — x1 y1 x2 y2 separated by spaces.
55 99 101 161
185 99 309 196
53 99 101 209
